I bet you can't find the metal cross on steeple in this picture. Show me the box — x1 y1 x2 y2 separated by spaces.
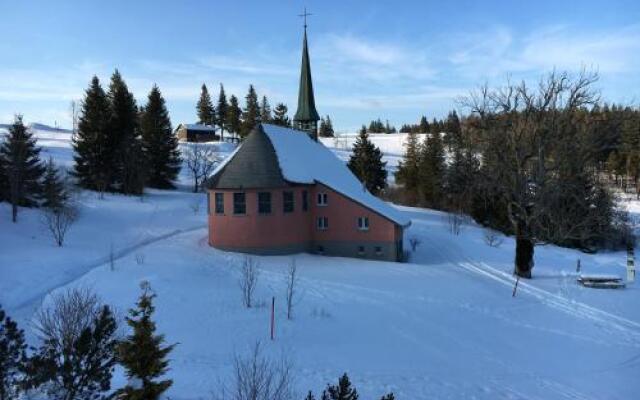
298 7 312 31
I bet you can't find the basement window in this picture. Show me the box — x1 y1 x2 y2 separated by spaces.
317 192 328 206
357 246 365 256
214 193 224 214
258 192 271 214
375 246 383 256
233 192 246 215
283 191 294 213
317 245 325 254
357 217 369 231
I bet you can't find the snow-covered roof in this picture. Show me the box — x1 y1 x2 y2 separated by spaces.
179 123 217 132
262 124 410 227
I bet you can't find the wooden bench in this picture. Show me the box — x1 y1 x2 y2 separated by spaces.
577 274 626 289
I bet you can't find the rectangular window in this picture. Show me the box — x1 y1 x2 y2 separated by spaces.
375 246 383 256
215 193 224 214
357 246 365 256
233 192 246 215
258 192 271 214
317 245 325 254
317 216 328 230
317 192 328 206
302 190 308 211
357 217 370 231
283 191 294 213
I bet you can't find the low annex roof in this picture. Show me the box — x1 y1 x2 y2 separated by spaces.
209 124 410 227
178 123 217 132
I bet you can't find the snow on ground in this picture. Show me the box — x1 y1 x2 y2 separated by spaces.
1 127 640 399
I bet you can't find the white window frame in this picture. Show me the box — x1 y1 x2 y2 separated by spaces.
317 192 328 206
317 216 328 230
357 216 369 231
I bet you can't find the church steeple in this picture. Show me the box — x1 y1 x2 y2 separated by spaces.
293 9 320 141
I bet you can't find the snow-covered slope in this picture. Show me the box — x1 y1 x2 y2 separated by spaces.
1 127 639 399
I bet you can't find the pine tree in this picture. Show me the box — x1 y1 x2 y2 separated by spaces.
321 373 358 400
140 85 181 189
108 70 145 195
28 306 118 400
319 115 334 137
418 116 429 133
0 152 7 203
0 115 44 222
240 85 260 138
73 76 112 194
419 132 446 207
225 95 242 137
347 127 387 195
272 103 291 127
216 84 228 139
116 283 175 400
196 84 215 126
0 306 27 400
395 131 421 204
259 95 272 123
304 391 316 400
41 157 68 210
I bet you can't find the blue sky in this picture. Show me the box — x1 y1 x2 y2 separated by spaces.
1 0 639 132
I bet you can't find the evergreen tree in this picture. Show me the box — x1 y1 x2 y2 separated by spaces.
41 157 68 210
259 95 272 123
108 70 145 195
418 132 446 207
272 103 291 127
347 127 387 194
196 84 215 126
0 151 7 203
140 85 181 189
73 76 112 194
395 131 421 204
0 115 44 222
225 95 242 137
240 85 260 138
28 306 118 400
116 283 175 400
319 115 335 137
0 306 27 400
321 373 358 400
304 391 316 400
216 84 228 139
419 115 429 133
380 394 395 400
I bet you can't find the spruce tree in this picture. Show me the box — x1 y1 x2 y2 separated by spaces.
28 306 118 400
140 85 181 189
0 151 7 203
240 85 260 138
272 103 291 127
225 95 242 137
347 127 387 195
419 132 446 208
73 76 112 194
319 115 334 137
395 131 421 204
108 70 145 195
216 84 228 139
321 373 358 400
0 306 27 400
116 284 175 400
0 115 44 222
419 115 429 133
196 84 215 126
259 95 272 123
41 157 68 210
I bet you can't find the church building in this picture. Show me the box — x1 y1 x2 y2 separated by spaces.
206 21 410 261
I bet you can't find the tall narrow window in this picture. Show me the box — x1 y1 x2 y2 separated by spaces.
357 217 369 231
215 193 224 214
258 192 271 214
302 190 308 211
283 191 294 213
317 192 328 206
317 216 328 230
233 192 246 215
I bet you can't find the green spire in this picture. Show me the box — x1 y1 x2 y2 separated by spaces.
293 27 320 136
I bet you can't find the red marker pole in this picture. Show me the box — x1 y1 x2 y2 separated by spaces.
270 296 275 340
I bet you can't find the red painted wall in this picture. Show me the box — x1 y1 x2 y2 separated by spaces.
208 183 401 251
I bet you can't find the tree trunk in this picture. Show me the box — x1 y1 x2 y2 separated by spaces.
11 203 17 223
514 235 534 278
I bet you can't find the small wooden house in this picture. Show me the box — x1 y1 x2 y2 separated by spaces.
175 124 219 142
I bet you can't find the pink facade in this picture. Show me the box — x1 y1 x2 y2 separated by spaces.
208 183 404 261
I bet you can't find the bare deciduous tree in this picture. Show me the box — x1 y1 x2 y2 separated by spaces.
42 205 78 247
408 237 421 252
284 259 298 320
483 229 504 248
183 143 221 192
239 257 259 308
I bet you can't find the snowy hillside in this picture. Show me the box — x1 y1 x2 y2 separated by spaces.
1 127 639 399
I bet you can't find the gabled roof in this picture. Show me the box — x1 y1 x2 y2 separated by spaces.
208 124 410 227
293 30 320 123
178 123 217 132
